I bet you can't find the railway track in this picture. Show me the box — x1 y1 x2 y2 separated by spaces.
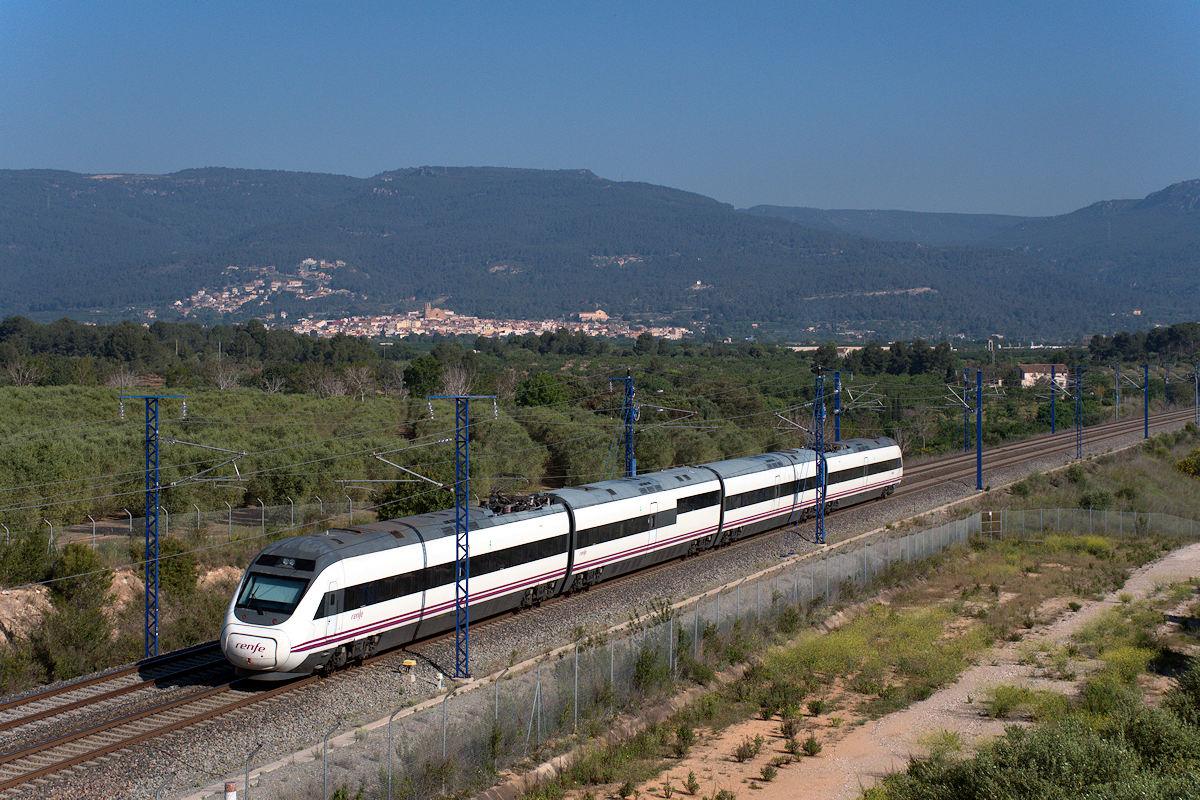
0 406 1192 795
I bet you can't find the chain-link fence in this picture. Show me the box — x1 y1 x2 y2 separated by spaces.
1 499 365 553
981 507 1200 540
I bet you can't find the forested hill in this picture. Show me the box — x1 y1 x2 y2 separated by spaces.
746 179 1200 310
0 167 1195 339
740 205 1032 247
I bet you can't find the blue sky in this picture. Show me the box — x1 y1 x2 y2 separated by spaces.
1 1 1197 214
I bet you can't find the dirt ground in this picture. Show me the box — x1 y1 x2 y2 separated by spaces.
632 541 1200 800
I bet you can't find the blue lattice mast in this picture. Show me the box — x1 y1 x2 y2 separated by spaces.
427 393 495 680
812 371 827 545
833 371 841 443
975 371 983 490
120 394 185 658
622 370 637 477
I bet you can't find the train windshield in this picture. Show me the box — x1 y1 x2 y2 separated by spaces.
236 573 308 615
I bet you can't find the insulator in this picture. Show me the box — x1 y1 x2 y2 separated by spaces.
427 401 435 419
181 399 188 419
492 398 499 419
118 400 125 420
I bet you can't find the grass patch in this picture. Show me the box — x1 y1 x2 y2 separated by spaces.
984 684 1070 720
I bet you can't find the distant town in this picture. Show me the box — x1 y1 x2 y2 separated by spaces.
167 258 691 340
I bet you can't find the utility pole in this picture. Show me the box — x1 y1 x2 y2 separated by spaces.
1143 364 1150 439
812 371 827 545
121 394 185 658
427 393 496 680
975 371 983 491
963 371 970 451
1074 367 1085 460
1050 364 1057 435
1194 362 1199 428
1114 364 1120 422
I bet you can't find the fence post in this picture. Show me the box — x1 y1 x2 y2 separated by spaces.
442 692 449 760
244 742 262 800
573 643 579 731
322 721 339 800
610 639 615 703
694 603 700 660
387 707 403 799
668 616 674 677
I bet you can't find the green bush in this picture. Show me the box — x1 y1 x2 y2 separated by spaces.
1078 489 1114 510
1175 449 1200 478
50 542 111 604
1164 658 1200 727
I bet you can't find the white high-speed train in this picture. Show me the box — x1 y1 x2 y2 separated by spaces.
221 436 901 678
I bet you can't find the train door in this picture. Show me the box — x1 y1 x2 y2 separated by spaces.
649 502 659 544
324 580 339 637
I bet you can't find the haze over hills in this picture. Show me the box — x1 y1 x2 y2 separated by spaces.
746 179 1200 304
1 167 1196 340
740 206 1034 248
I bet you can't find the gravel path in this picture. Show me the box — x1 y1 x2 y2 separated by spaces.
754 540 1200 800
10 419 1179 800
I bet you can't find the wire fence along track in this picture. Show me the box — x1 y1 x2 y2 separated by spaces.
191 507 1200 800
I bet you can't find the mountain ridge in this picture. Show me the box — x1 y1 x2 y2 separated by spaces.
1 168 1195 339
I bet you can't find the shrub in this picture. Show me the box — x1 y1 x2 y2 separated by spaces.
1175 449 1200 478
1066 463 1086 485
673 724 696 758
779 717 799 740
50 542 110 604
1101 645 1155 684
802 736 823 756
618 781 635 799
1164 659 1200 727
684 771 700 795
777 606 801 635
806 698 827 716
633 645 668 692
1078 489 1114 510
987 684 1068 719
759 765 777 782
1080 675 1141 717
